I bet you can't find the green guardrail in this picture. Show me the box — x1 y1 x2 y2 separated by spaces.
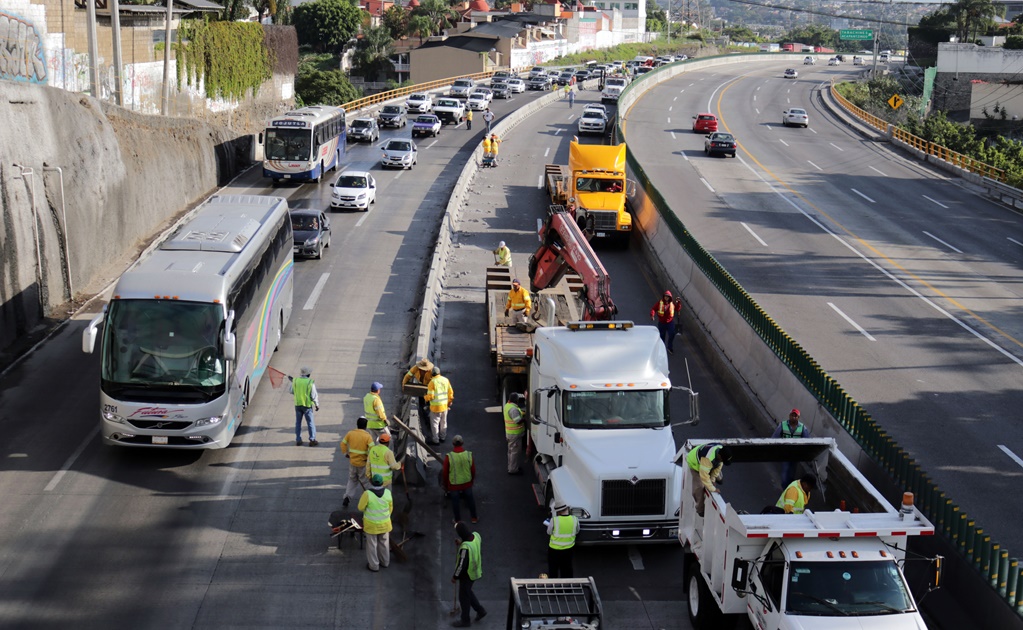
613 56 1023 619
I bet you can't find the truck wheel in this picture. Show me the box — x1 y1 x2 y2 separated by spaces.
687 561 730 629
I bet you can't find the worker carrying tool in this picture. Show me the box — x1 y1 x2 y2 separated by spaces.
504 278 531 326
402 357 434 423
493 241 512 267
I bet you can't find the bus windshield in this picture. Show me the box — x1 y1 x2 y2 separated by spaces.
563 390 667 429
785 561 915 616
101 300 226 402
265 128 312 161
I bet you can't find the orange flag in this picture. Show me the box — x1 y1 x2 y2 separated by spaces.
267 366 287 389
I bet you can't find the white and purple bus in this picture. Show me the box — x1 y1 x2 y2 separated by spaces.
262 105 346 184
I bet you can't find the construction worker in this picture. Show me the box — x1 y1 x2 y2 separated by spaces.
504 393 526 475
402 357 434 425
650 290 678 355
443 435 478 523
364 381 388 440
288 367 319 446
366 431 402 487
771 408 811 488
685 443 733 517
451 521 486 627
358 473 393 572
504 278 531 326
340 416 373 508
493 241 512 267
465 107 473 130
489 133 501 165
545 503 579 578
425 366 454 444
481 135 492 162
776 474 816 514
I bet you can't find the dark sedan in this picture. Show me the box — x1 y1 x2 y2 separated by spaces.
291 209 331 259
377 105 407 129
527 75 552 91
704 131 737 158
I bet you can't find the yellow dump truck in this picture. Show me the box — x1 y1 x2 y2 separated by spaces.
545 141 632 247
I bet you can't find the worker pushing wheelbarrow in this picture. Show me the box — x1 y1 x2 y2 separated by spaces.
481 133 501 168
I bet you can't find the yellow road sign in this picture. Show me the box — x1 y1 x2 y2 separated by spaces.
888 94 904 110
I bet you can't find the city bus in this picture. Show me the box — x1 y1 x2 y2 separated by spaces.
82 195 295 448
262 105 346 185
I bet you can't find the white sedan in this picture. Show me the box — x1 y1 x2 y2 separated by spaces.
405 92 433 113
381 139 418 169
782 108 809 128
467 92 490 111
506 78 526 93
330 171 376 211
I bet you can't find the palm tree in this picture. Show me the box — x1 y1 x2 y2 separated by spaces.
413 0 461 36
353 25 396 82
408 14 435 44
949 0 1001 42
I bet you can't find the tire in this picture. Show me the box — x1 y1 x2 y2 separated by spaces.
687 562 718 629
315 243 323 259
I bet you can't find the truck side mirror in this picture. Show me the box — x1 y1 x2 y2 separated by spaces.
82 311 105 354
222 309 237 362
731 559 750 591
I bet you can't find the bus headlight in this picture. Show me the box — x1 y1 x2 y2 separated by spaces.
194 415 223 427
102 410 126 424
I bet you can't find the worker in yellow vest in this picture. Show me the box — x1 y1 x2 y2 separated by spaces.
493 241 512 267
545 503 579 578
443 435 478 523
358 473 393 572
504 278 532 326
452 521 486 627
685 443 733 517
289 367 319 446
424 366 454 444
401 357 434 424
340 416 373 507
364 381 388 440
504 393 526 475
776 475 816 514
366 432 401 487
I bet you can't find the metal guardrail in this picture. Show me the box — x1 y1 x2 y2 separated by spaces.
617 56 1023 620
830 80 1006 183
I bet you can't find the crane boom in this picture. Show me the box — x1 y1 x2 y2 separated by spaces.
527 205 617 321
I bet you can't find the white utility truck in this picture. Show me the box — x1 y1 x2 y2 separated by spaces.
527 321 690 544
677 437 940 629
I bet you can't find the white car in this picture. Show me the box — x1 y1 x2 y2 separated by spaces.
381 139 418 169
577 110 607 135
506 78 526 93
330 171 376 211
782 108 809 128
528 66 547 78
828 57 840 66
405 92 433 113
784 68 798 79
803 56 815 65
449 78 475 98
473 87 493 102
853 56 865 66
583 104 609 120
467 92 490 111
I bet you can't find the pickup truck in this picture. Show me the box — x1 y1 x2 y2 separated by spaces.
434 98 466 125
600 85 622 104
411 114 441 138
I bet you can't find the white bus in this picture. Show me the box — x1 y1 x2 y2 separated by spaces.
262 105 346 185
83 195 295 448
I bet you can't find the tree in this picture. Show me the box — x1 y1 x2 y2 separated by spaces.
413 0 461 35
408 14 435 44
292 0 362 53
383 5 409 40
723 25 758 42
646 0 666 25
1006 34 1023 48
948 0 1001 43
779 24 836 48
352 25 396 81
295 66 361 105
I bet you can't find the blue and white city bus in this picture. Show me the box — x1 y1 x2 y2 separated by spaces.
262 105 346 184
83 195 294 448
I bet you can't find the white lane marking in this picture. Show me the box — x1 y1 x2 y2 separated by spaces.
538 175 543 189
741 222 768 247
923 195 949 209
807 160 822 171
673 96 677 101
544 147 550 158
787 98 790 104
671 131 677 139
756 108 760 115
554 128 563 135
765 125 772 131
829 142 844 152
828 302 876 341
756 86 761 91
753 95 757 101
681 152 689 161
700 178 715 192
689 83 694 86
669 106 673 112
869 166 888 177
680 89 685 93
355 207 372 227
779 139 789 147
1009 237 1023 248
628 546 645 570
998 445 1023 470
787 88 791 93
45 426 99 491
739 152 1023 368
808 127 817 134
667 117 671 124
851 188 875 203
426 140 438 149
567 114 575 121
304 273 331 310
395 169 405 179
923 231 963 254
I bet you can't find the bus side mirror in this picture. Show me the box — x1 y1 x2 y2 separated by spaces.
222 310 237 361
731 559 750 591
82 311 105 354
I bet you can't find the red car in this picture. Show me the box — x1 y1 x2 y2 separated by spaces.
692 113 718 134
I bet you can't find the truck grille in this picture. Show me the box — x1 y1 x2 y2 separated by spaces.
127 419 192 430
601 479 666 516
590 210 618 232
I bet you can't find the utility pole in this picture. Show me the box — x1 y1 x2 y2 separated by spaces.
111 0 124 106
162 0 174 115
85 0 100 97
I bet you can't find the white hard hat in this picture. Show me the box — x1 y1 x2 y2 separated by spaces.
498 241 506 248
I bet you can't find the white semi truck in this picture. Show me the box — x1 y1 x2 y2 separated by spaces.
677 437 940 629
527 321 689 544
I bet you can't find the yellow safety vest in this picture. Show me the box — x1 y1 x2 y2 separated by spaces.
507 286 530 311
777 480 809 514
495 246 512 266
504 401 524 436
447 450 473 485
293 377 313 407
367 444 394 485
460 533 483 580
427 375 452 412
549 515 578 550
362 489 393 534
364 392 386 429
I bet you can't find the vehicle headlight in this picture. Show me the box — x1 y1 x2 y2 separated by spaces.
357 194 366 200
305 237 319 246
194 415 223 427
102 410 126 424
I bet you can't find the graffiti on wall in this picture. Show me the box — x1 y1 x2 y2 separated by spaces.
0 11 48 83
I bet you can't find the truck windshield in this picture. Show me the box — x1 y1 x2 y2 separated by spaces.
785 560 914 617
101 300 226 403
563 390 667 428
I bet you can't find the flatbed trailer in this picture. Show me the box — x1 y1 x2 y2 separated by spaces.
506 577 603 629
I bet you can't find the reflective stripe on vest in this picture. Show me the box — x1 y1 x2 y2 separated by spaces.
363 490 391 527
504 402 524 436
448 450 473 485
460 533 483 581
508 287 528 310
686 444 721 471
777 480 808 514
496 247 511 265
549 515 577 550
781 422 805 438
364 393 386 428
656 300 674 319
429 376 451 409
368 445 393 483
293 377 313 407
